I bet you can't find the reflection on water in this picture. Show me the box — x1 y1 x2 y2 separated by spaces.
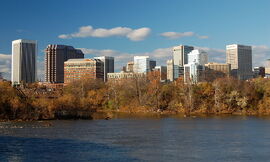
1 116 270 161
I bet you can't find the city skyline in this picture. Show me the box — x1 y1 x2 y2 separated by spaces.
1 0 270 80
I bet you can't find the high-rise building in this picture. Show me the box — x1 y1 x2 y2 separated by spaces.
187 49 208 65
167 59 174 82
12 39 37 85
173 45 194 79
45 45 84 83
94 56 114 81
173 45 194 66
133 56 156 73
226 44 253 80
64 59 104 83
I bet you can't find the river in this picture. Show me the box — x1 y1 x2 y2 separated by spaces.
0 116 270 161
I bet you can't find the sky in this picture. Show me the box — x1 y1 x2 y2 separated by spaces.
0 0 270 80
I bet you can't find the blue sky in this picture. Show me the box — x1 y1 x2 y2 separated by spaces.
1 0 270 79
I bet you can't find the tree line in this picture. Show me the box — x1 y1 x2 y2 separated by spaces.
1 71 270 120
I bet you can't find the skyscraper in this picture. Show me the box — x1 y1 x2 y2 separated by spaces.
173 45 194 79
12 39 37 85
173 45 194 66
94 56 114 81
226 44 253 80
133 56 156 73
45 45 84 83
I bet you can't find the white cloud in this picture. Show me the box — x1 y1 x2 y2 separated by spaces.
0 54 11 79
160 32 195 39
58 26 151 41
160 31 209 40
252 45 270 67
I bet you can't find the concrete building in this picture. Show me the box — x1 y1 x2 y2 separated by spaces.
265 59 270 78
188 49 208 65
153 66 167 82
64 59 104 83
183 49 208 83
173 45 194 67
12 39 37 85
205 62 231 81
167 59 174 82
173 45 194 79
184 62 205 84
253 67 265 78
226 44 253 80
126 61 134 72
45 45 84 83
133 56 156 73
107 72 145 81
94 56 114 81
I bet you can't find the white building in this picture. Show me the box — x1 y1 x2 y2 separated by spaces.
187 49 208 65
12 39 37 85
226 44 253 80
184 49 208 83
133 56 156 73
94 56 114 81
167 59 174 82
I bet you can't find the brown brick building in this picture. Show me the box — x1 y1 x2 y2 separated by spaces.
64 59 104 83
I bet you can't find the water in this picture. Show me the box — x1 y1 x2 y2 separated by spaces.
1 116 270 162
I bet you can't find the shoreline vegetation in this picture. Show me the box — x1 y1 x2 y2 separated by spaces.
2 72 270 121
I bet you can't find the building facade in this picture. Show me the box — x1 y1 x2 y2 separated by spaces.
153 66 167 82
133 56 156 73
226 44 253 80
173 45 194 67
107 72 145 81
184 62 205 84
205 62 231 81
126 61 134 72
64 59 104 83
253 67 265 78
94 56 114 81
45 45 84 83
187 49 208 65
173 45 194 79
167 59 174 82
12 39 37 85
